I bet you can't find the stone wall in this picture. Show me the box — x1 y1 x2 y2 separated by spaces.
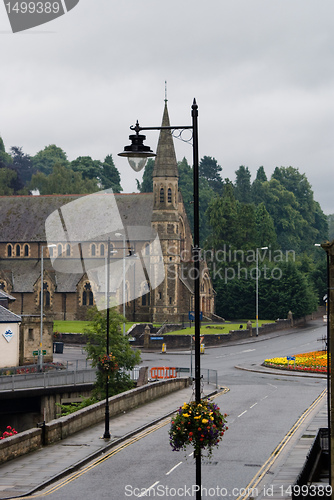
0 377 189 465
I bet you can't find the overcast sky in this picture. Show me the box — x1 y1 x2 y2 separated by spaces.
1 0 333 214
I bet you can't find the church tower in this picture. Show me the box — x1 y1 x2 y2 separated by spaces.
151 101 181 323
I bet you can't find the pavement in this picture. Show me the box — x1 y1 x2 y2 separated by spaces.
0 321 329 499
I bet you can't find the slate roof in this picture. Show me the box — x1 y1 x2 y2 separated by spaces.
0 192 154 243
0 305 21 323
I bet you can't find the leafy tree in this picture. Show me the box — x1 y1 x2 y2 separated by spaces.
328 214 334 241
84 307 141 398
206 182 238 250
136 158 154 193
251 166 267 205
255 203 277 249
29 164 98 194
199 156 223 194
71 156 102 181
10 146 35 185
0 168 17 195
32 144 68 175
101 154 122 192
234 165 251 203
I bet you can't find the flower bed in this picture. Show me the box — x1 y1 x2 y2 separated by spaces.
264 350 328 374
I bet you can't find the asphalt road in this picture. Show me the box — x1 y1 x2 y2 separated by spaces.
36 320 327 499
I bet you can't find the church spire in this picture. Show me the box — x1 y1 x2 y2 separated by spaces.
152 101 179 179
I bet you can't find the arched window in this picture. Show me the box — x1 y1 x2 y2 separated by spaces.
66 244 71 256
144 243 150 256
82 282 94 306
160 187 164 203
57 244 63 257
40 282 51 307
16 244 21 257
7 244 12 257
167 187 172 203
91 243 96 256
100 244 105 256
24 244 29 257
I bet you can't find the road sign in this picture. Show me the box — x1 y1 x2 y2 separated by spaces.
286 356 295 361
33 350 38 356
151 337 164 340
188 311 203 321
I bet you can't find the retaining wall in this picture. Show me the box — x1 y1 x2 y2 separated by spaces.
0 377 189 465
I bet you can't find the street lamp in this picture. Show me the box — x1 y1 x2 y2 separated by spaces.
115 232 126 336
39 244 56 372
256 246 268 337
103 238 112 439
119 99 202 499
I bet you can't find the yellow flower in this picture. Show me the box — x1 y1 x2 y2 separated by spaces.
194 415 201 420
183 413 189 418
202 419 209 424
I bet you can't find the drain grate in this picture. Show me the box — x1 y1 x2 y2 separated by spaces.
202 460 218 466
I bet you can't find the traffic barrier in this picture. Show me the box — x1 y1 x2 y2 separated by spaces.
150 367 177 379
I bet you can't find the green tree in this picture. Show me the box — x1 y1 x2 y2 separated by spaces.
10 146 35 185
199 156 223 194
84 308 141 398
255 203 277 249
206 182 238 249
136 158 154 193
71 156 102 181
251 166 267 205
101 154 122 192
328 214 334 241
32 144 68 175
0 137 13 168
29 164 98 194
234 165 252 203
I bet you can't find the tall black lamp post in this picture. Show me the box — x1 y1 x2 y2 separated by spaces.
103 238 111 439
118 99 202 498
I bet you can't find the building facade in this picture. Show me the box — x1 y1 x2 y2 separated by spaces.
0 103 215 324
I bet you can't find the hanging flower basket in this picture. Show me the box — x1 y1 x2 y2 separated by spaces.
169 400 228 457
98 353 118 374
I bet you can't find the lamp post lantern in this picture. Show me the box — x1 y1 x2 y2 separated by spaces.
39 244 56 372
256 246 268 337
118 99 202 499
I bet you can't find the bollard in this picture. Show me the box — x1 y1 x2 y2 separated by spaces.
200 343 205 354
162 343 167 353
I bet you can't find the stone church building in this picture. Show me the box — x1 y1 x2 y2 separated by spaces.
0 103 215 324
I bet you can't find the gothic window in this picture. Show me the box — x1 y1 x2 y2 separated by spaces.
28 328 34 341
100 244 105 256
57 244 63 257
24 244 29 257
7 244 12 257
144 243 150 256
66 244 71 256
167 187 172 203
82 282 94 306
160 187 164 203
40 282 51 307
91 243 96 256
16 244 21 257
169 296 172 305
49 246 54 258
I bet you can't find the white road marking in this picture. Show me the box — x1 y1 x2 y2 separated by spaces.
138 481 160 497
250 403 258 409
238 410 248 417
241 349 256 353
166 461 183 475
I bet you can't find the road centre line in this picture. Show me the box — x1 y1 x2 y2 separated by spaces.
138 481 160 497
166 461 183 475
249 403 257 408
238 410 247 418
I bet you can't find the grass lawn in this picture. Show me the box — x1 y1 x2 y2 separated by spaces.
53 321 155 334
164 320 274 336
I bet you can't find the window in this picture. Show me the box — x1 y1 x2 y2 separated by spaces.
91 243 96 256
7 244 12 257
82 282 94 306
57 244 63 257
169 296 172 305
16 244 21 257
160 187 164 203
168 187 172 203
28 328 34 341
0 281 6 291
24 244 29 257
66 244 71 256
100 244 105 256
40 282 51 307
144 244 150 256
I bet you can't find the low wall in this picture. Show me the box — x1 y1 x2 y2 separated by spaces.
0 377 189 465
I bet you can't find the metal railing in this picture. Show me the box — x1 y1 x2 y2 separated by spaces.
0 369 97 391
